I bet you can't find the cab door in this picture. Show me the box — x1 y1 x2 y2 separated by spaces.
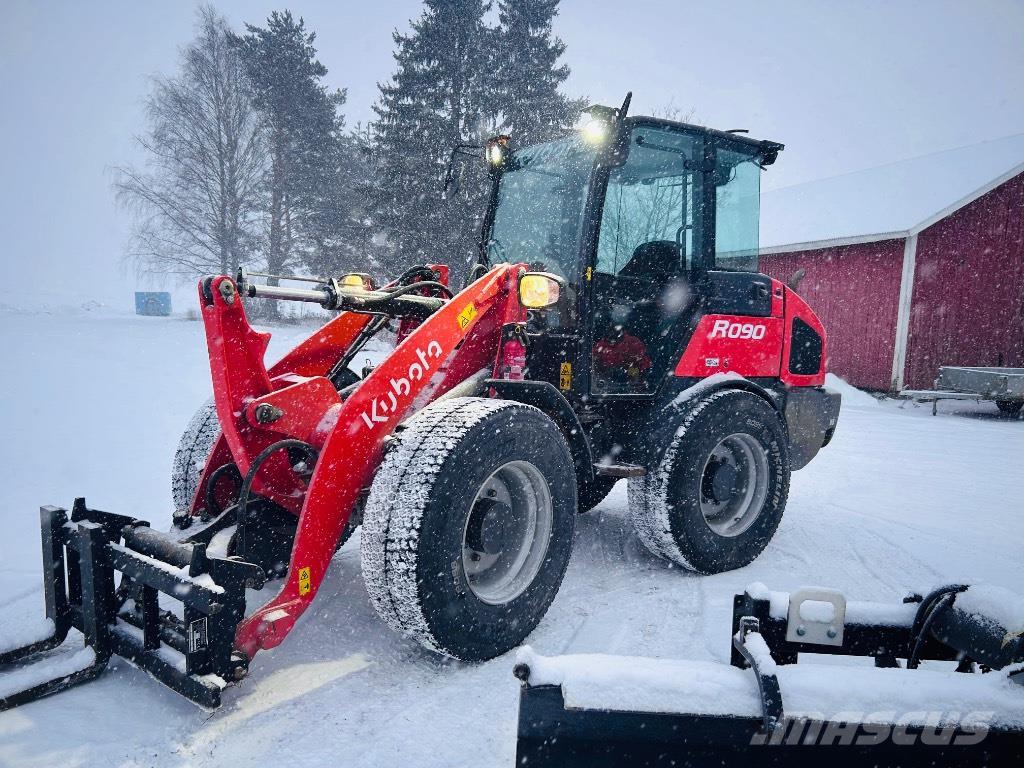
588 124 705 395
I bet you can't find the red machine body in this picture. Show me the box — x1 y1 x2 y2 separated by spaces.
192 265 527 657
674 279 828 386
192 268 832 660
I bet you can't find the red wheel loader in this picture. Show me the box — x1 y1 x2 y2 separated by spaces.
0 95 840 709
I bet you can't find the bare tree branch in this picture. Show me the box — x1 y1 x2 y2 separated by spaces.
114 6 267 281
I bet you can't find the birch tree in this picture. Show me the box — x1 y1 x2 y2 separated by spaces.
115 6 265 279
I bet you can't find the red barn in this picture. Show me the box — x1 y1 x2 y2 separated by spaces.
757 134 1024 391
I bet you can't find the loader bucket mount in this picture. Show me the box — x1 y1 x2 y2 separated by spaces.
0 499 263 710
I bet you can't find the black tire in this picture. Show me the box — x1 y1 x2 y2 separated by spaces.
577 475 617 513
996 400 1023 417
361 397 576 660
171 400 221 513
628 388 790 574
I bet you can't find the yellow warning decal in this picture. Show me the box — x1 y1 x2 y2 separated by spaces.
457 303 477 330
559 362 573 391
298 566 312 596
585 266 593 282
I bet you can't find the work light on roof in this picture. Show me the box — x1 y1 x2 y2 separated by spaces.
582 118 609 143
485 135 510 166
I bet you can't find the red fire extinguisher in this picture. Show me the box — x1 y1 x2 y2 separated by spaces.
500 325 528 381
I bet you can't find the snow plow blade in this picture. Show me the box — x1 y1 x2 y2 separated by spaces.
0 500 263 710
513 584 1024 767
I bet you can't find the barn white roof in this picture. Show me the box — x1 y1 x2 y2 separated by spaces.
759 132 1024 253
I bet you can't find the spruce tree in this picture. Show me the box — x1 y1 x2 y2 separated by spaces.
304 124 379 278
497 0 582 146
231 11 347 294
371 0 498 279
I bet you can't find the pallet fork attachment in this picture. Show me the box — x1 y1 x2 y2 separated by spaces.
1 501 263 710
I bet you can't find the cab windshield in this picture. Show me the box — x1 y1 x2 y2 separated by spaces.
485 136 596 282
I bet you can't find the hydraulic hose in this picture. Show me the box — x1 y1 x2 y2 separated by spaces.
235 440 319 555
906 584 968 669
204 462 242 520
393 265 438 285
377 280 453 299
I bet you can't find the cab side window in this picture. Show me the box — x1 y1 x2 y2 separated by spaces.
596 127 700 277
714 147 761 271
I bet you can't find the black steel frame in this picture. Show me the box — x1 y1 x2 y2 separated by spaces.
0 500 263 710
513 586 1024 767
729 586 960 669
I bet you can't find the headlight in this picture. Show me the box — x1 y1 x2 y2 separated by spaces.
339 273 374 290
485 135 511 167
518 272 564 309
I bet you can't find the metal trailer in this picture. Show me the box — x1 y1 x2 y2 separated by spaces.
901 365 1024 416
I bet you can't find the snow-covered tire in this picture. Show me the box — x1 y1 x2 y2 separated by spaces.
361 396 576 660
171 400 221 512
628 388 789 573
578 475 617 513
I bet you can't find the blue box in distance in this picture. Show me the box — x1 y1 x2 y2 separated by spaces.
135 292 172 316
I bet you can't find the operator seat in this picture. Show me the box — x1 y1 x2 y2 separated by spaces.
618 240 681 284
619 241 695 389
592 240 693 393
616 240 684 338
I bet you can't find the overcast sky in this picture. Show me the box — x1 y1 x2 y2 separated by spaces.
2 0 1022 307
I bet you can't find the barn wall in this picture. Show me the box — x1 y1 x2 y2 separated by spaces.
759 239 905 390
903 172 1024 390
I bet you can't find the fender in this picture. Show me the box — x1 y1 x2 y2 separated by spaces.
665 376 784 415
487 379 594 485
628 376 783 469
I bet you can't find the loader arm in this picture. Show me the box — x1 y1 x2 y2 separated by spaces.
198 283 374 513
197 265 526 658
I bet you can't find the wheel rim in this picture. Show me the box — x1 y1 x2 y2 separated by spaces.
462 460 553 605
698 433 769 538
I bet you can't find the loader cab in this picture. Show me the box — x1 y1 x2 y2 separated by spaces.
478 113 782 399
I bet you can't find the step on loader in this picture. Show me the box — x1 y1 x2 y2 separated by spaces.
1 94 840 709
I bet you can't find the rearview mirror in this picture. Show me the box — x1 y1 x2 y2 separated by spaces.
518 272 565 309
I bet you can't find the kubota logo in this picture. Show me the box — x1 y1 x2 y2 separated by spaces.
709 319 767 340
360 340 443 429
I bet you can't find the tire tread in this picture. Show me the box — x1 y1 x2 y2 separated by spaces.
171 400 221 512
628 388 788 573
361 396 531 656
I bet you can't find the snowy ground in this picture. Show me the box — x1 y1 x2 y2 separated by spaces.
0 305 1021 767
